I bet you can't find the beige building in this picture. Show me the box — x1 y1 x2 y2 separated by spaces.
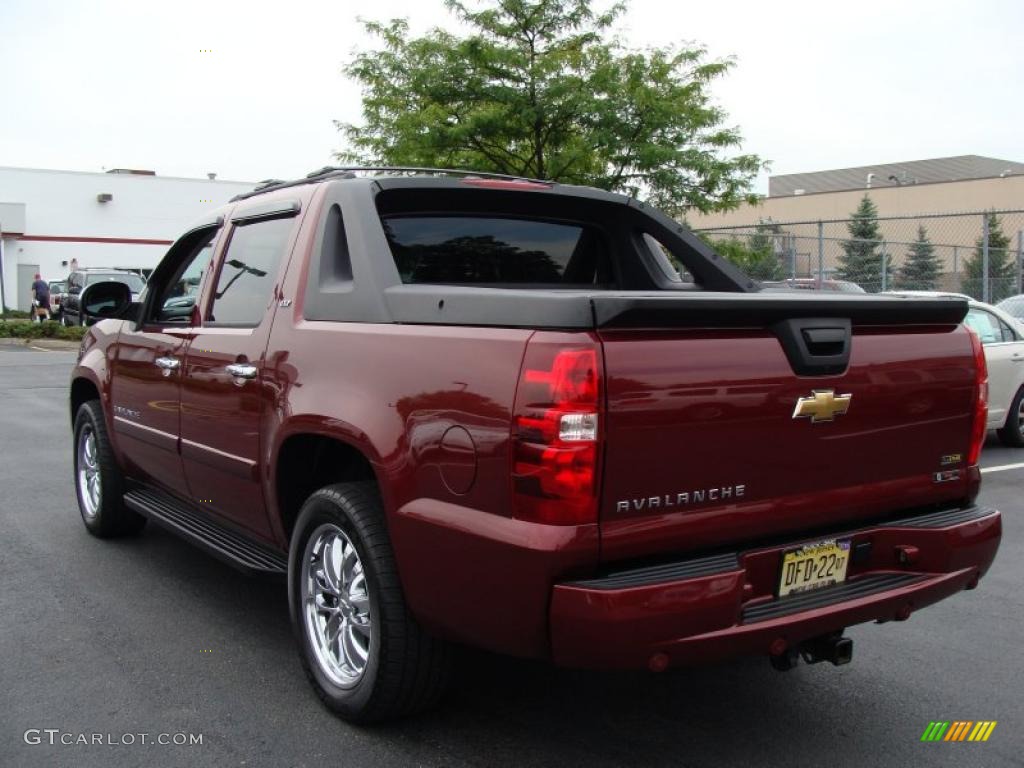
690 156 1024 291
694 155 1024 228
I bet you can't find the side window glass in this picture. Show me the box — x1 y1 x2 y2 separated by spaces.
156 242 214 322
208 217 293 326
149 232 218 324
965 309 1000 344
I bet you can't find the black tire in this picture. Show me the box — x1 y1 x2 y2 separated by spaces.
997 386 1024 447
72 400 146 537
288 482 451 723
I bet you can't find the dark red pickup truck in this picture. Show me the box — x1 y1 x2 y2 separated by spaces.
69 168 1001 723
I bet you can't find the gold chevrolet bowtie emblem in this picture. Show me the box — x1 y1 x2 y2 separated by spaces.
792 390 852 423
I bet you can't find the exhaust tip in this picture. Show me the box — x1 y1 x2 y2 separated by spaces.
832 637 853 666
799 633 853 666
769 649 800 672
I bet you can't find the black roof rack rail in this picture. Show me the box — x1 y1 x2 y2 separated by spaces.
306 166 353 179
318 166 552 184
229 166 553 202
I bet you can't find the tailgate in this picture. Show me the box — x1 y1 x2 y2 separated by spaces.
594 294 977 563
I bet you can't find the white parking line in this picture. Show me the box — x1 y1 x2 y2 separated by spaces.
980 462 1024 474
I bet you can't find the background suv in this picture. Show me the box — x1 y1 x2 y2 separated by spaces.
62 269 146 326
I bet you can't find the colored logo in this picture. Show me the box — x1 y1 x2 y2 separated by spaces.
921 721 997 742
792 390 852 423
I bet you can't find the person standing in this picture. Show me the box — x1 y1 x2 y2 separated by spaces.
31 273 50 322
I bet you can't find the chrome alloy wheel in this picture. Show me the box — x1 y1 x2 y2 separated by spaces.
302 524 373 688
1018 397 1024 430
76 425 101 520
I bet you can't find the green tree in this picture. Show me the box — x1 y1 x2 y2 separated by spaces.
337 0 765 214
963 212 1015 302
896 225 941 290
836 195 890 290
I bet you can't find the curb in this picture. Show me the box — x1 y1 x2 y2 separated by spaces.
31 339 82 351
0 337 81 351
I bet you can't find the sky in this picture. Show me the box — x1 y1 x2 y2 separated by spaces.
0 0 1021 194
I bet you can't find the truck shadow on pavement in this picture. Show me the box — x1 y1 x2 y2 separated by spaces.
124 525 913 768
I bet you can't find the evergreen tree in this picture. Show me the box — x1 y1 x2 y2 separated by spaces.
896 225 941 290
963 212 1014 302
836 195 890 290
749 220 782 258
700 231 783 281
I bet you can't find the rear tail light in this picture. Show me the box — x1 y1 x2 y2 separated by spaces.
511 334 602 525
966 326 988 466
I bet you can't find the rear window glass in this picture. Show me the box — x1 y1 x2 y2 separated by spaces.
383 216 612 286
86 273 146 292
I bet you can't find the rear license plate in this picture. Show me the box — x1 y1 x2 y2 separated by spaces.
778 538 851 597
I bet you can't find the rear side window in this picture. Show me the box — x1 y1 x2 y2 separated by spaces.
996 316 1017 342
208 217 293 326
383 216 613 286
85 273 146 292
641 233 695 284
965 308 1013 344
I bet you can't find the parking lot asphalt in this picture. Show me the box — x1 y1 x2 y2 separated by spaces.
1 348 1021 768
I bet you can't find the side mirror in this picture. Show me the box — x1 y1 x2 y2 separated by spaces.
80 281 134 326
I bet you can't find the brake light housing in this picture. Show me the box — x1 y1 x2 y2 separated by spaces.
511 334 603 525
461 178 552 191
966 326 988 466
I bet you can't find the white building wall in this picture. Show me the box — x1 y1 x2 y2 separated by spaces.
0 166 254 310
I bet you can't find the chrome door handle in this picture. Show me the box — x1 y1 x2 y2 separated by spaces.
155 357 180 371
225 363 258 379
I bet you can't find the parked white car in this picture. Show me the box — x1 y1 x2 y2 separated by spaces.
997 294 1024 323
886 291 1024 447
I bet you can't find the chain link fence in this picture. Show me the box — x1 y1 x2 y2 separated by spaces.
693 210 1024 303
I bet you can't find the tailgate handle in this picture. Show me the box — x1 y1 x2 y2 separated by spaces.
802 327 847 356
773 318 851 376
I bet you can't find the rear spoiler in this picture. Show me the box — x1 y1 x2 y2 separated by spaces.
590 293 970 329
380 285 968 330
